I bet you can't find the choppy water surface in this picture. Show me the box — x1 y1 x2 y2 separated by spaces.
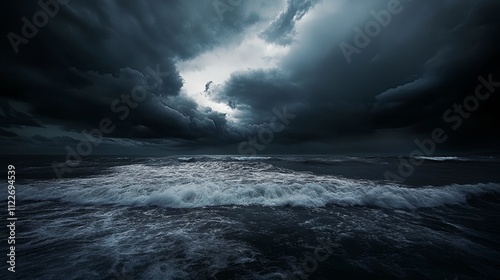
2 155 500 279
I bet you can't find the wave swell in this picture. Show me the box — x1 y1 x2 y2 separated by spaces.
17 162 500 210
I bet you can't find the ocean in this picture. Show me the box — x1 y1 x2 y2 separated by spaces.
1 155 500 280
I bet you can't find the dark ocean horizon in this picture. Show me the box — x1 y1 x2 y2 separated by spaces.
1 155 500 279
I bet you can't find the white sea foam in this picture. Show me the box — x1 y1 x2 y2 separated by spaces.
415 156 465 161
177 157 195 162
18 161 500 209
230 156 273 161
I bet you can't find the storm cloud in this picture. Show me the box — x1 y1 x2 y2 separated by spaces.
1 0 499 155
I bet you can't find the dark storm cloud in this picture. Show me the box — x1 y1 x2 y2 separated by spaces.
0 104 41 128
204 81 213 93
260 0 320 45
215 0 500 152
0 128 17 138
1 0 264 152
1 0 499 155
32 135 80 145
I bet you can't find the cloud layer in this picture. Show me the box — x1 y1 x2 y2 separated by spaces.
1 0 499 155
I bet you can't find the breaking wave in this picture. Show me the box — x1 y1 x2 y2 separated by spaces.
415 156 466 161
17 161 500 210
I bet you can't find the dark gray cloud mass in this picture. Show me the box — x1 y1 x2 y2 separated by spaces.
260 0 320 45
1 0 499 155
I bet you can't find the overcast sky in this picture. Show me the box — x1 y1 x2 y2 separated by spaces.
1 0 499 155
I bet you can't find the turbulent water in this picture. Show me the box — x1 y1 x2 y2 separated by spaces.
1 155 500 279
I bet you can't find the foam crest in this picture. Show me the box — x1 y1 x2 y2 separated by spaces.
18 161 500 209
415 156 465 161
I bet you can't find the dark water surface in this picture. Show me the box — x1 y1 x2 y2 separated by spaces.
1 155 500 279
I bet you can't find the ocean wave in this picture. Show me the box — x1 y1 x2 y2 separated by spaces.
176 156 273 163
414 156 500 162
16 162 500 210
177 157 196 162
229 156 273 161
415 156 466 162
173 155 386 165
296 157 381 165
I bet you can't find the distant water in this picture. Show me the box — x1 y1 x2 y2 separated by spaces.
1 155 500 279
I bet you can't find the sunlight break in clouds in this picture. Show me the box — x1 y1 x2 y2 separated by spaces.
178 19 291 119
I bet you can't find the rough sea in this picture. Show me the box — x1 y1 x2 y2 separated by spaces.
1 155 500 280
